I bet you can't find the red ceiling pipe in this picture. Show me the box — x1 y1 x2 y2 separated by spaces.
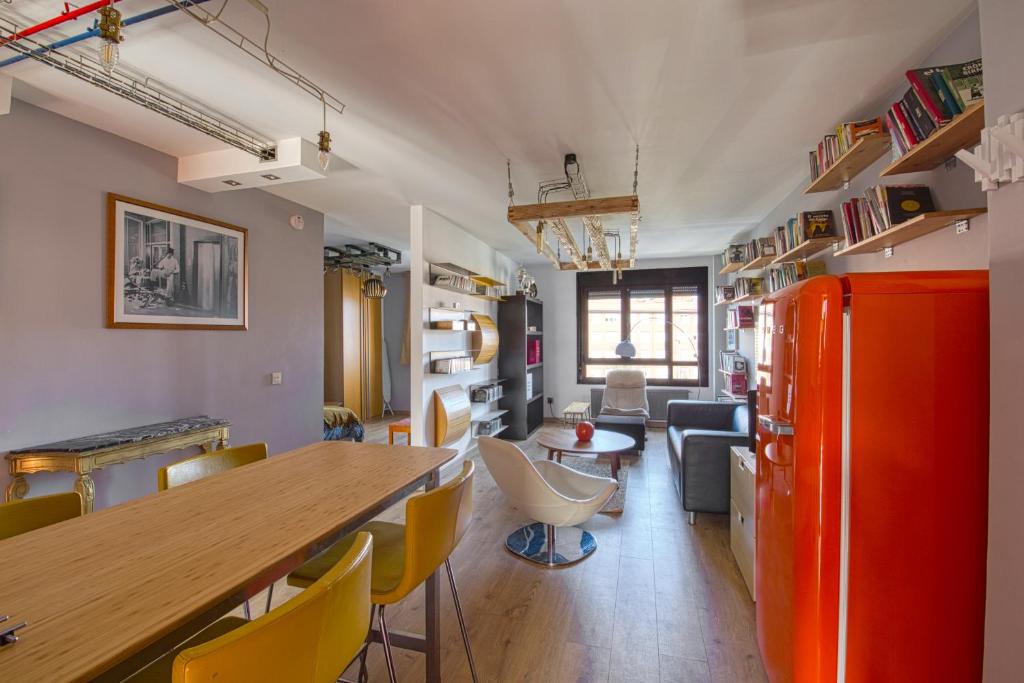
1 0 121 47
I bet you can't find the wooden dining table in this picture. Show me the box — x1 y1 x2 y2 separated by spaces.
0 440 457 682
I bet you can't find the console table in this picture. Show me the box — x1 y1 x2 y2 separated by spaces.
5 416 229 512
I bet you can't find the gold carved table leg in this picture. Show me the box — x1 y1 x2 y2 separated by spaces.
5 474 29 502
74 473 97 514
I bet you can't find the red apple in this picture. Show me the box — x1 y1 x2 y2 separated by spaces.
575 421 595 442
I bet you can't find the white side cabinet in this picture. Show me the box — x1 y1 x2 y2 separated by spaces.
730 445 756 601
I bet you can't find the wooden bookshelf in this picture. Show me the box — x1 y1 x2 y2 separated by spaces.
740 255 774 271
804 134 892 194
772 236 842 263
880 101 985 177
719 261 745 275
833 208 987 256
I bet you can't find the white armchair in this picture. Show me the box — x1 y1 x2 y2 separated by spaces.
478 436 617 566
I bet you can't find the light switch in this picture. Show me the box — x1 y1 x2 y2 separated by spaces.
271 372 283 385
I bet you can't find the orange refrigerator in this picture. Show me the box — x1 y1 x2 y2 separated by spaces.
755 272 989 683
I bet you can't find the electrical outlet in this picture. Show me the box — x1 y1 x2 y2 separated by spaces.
546 397 553 404
271 372 283 385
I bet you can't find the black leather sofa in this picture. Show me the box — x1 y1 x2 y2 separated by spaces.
666 400 750 524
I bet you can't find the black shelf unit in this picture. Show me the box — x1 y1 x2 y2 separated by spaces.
497 294 544 440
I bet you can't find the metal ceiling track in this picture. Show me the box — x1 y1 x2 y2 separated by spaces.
324 243 402 273
0 11 277 159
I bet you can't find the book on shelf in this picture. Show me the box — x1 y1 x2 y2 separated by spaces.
527 338 542 365
808 118 884 181
724 243 748 266
888 58 982 160
766 261 826 293
433 273 475 293
715 285 736 304
475 418 504 436
838 185 935 248
775 211 836 255
728 306 755 329
734 277 763 298
471 385 503 402
722 371 748 395
526 373 534 399
749 236 777 261
720 352 748 374
432 356 472 374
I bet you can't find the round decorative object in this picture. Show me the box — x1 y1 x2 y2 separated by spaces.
575 421 595 442
362 275 387 299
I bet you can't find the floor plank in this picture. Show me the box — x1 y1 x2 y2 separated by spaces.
244 420 765 681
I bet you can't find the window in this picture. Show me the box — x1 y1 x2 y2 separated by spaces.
577 267 709 386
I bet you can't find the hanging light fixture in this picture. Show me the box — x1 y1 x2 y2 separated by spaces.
362 274 387 299
97 4 124 75
317 96 331 172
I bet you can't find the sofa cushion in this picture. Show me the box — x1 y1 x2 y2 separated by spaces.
667 426 685 460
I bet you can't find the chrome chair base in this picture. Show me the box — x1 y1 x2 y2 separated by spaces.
505 522 596 567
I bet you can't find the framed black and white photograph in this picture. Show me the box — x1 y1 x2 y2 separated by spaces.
107 194 248 330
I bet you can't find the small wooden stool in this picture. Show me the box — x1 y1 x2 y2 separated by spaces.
388 417 412 445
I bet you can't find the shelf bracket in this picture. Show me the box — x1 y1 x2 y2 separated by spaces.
955 219 971 235
882 247 894 259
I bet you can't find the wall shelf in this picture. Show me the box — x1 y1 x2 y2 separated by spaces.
429 262 505 302
804 134 892 194
472 409 509 422
880 101 985 177
740 255 774 271
719 261 746 275
833 208 987 256
772 236 842 264
433 385 470 447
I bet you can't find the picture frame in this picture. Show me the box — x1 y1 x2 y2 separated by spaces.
725 328 739 351
106 194 248 330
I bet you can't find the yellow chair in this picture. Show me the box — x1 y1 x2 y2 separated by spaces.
288 460 478 683
157 442 269 618
126 531 373 683
157 442 268 492
0 492 83 541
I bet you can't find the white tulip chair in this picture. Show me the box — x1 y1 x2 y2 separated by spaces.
477 436 618 566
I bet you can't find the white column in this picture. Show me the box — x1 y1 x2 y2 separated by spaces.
409 205 426 446
1 75 12 116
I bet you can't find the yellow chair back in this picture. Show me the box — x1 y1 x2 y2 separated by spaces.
173 531 373 683
0 492 83 541
158 443 268 491
380 460 474 603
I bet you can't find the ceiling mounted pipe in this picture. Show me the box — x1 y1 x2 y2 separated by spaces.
0 0 210 69
0 0 121 47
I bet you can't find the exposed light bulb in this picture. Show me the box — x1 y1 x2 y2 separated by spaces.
317 129 331 172
99 41 119 74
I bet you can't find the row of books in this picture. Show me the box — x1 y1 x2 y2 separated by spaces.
727 306 755 329
887 59 983 158
734 277 763 298
431 356 473 374
839 185 936 247
470 384 503 403
722 237 778 268
766 261 826 293
432 273 477 295
773 210 837 256
809 118 885 181
473 418 504 436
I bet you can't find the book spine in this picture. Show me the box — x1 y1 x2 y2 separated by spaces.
906 69 950 127
891 103 919 147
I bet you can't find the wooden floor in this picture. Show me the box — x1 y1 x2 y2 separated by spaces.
249 417 767 682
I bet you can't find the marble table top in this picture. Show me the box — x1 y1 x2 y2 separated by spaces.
9 416 229 455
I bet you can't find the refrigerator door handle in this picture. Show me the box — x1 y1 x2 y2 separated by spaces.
758 414 794 436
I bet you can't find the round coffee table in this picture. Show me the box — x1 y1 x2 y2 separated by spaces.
536 428 635 480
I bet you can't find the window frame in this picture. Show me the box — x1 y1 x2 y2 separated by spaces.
576 266 709 387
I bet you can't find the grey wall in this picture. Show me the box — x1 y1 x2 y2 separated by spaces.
740 10 989 276
0 101 325 510
980 0 1024 677
381 271 410 412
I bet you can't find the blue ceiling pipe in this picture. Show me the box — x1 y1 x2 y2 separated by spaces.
0 0 211 69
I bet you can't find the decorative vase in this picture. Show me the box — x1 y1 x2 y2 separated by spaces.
575 421 594 442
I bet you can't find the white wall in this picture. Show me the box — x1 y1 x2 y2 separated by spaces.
533 254 722 417
979 0 1024 677
409 207 517 456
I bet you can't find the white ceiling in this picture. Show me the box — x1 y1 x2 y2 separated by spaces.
4 0 976 263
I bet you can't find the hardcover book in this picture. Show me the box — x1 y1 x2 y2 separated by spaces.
801 210 836 240
902 88 937 141
883 185 935 226
942 58 983 109
906 67 952 126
